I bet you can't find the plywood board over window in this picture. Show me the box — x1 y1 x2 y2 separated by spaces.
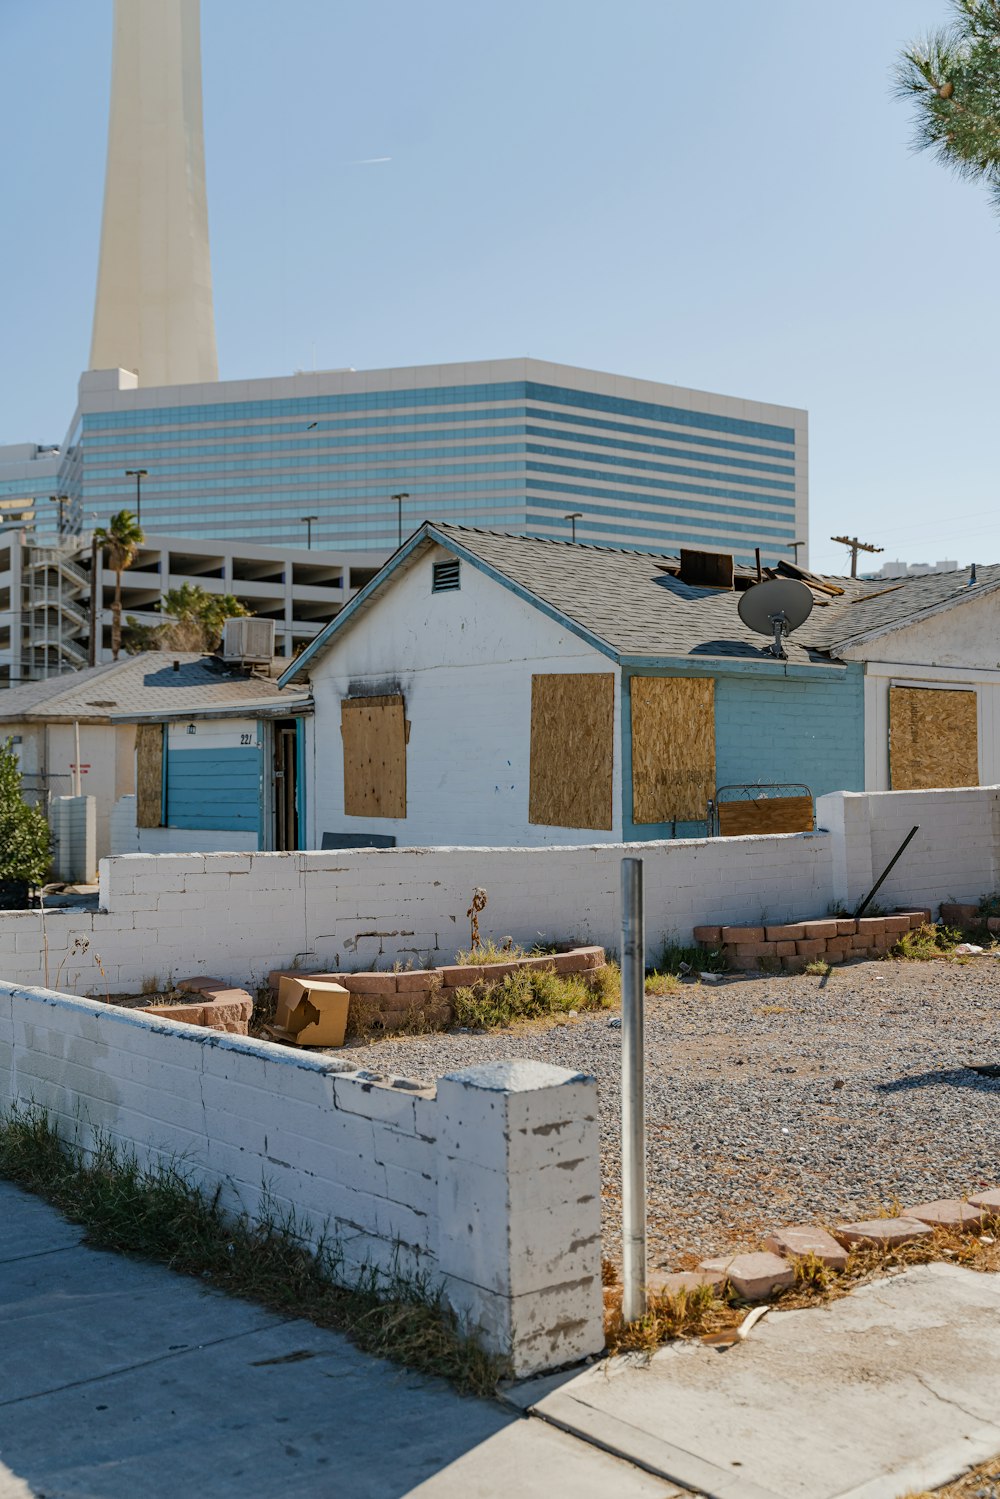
135 723 164 828
630 676 715 824
717 796 814 837
889 685 979 790
341 694 406 818
529 673 614 830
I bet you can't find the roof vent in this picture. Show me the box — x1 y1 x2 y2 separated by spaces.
678 548 735 590
969 563 978 586
432 559 461 593
221 617 276 664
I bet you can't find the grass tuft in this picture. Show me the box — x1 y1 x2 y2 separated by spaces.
605 1280 734 1354
0 1108 505 1397
657 941 727 975
644 971 684 997
804 959 832 976
451 962 618 1030
454 938 527 965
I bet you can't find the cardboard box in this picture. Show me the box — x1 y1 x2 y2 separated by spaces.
272 976 350 1047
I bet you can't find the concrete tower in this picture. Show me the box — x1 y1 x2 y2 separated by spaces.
89 0 218 386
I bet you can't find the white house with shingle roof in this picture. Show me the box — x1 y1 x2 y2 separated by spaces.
279 525 1000 850
0 653 310 866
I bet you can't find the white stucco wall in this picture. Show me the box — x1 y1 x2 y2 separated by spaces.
846 589 1000 790
304 545 623 847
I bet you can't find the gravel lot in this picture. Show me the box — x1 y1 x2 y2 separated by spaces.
332 957 1000 1270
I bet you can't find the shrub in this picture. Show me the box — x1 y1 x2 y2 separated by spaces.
452 962 618 1029
0 738 50 887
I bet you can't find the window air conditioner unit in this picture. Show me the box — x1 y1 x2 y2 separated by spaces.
221 617 275 664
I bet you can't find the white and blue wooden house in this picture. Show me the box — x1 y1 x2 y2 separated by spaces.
278 524 1000 848
0 652 311 860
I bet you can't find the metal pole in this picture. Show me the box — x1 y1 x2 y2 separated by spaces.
621 856 647 1323
73 720 82 798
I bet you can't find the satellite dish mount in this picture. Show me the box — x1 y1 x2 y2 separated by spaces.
737 577 814 661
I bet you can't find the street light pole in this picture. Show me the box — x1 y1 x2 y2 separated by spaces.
391 492 410 549
124 468 148 525
301 515 319 550
565 511 583 543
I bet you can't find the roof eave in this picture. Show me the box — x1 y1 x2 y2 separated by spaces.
829 575 1000 655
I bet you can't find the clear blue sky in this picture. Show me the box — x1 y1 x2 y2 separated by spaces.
2 0 996 573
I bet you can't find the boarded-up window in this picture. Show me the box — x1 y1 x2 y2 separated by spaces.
529 673 614 830
889 686 979 790
341 695 407 818
135 723 164 828
630 676 715 824
717 796 814 837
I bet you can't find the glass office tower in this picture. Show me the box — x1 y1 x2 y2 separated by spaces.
64 358 807 565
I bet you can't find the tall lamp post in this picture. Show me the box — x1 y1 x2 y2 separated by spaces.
392 492 410 549
565 511 583 543
301 515 319 550
48 494 69 536
124 468 148 525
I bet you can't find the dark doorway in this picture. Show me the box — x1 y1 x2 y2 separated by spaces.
273 719 298 850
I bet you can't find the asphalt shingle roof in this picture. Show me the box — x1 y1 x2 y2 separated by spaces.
0 653 309 722
430 525 872 665
429 526 998 664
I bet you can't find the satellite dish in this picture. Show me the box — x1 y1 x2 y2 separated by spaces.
738 577 813 660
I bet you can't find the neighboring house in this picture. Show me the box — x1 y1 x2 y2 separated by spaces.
280 526 1000 849
803 563 1000 792
0 653 311 866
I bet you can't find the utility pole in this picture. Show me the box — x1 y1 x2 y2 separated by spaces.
830 535 884 579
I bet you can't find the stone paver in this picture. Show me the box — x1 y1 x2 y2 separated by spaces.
699 1250 795 1300
903 1199 986 1230
834 1217 933 1248
763 1225 848 1270
646 1268 724 1299
970 1188 1000 1212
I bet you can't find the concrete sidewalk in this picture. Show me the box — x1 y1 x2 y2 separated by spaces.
0 1181 676 1499
514 1263 1000 1499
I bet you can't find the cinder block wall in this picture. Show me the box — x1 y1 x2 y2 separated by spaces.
0 982 603 1378
817 786 1000 912
1 786 997 995
0 836 832 993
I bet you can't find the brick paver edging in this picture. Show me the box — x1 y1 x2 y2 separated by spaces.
647 1187 1000 1303
693 910 932 972
266 946 608 1033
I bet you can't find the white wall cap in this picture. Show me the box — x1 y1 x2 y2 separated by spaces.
443 1059 593 1093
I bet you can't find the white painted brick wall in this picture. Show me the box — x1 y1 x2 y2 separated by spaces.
3 786 999 996
0 982 603 1377
817 786 1000 911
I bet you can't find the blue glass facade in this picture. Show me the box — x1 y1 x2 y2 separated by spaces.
70 365 806 563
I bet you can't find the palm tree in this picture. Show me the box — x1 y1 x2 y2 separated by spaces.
94 510 144 660
894 1 1000 213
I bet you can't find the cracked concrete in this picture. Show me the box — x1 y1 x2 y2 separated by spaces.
513 1262 1000 1499
0 1181 677 1499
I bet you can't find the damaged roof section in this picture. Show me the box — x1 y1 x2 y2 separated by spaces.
282 522 1000 680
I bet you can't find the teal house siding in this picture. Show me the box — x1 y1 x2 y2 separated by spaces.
621 662 865 841
714 665 864 803
165 744 261 832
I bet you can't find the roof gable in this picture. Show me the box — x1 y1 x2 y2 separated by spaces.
279 526 1000 684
